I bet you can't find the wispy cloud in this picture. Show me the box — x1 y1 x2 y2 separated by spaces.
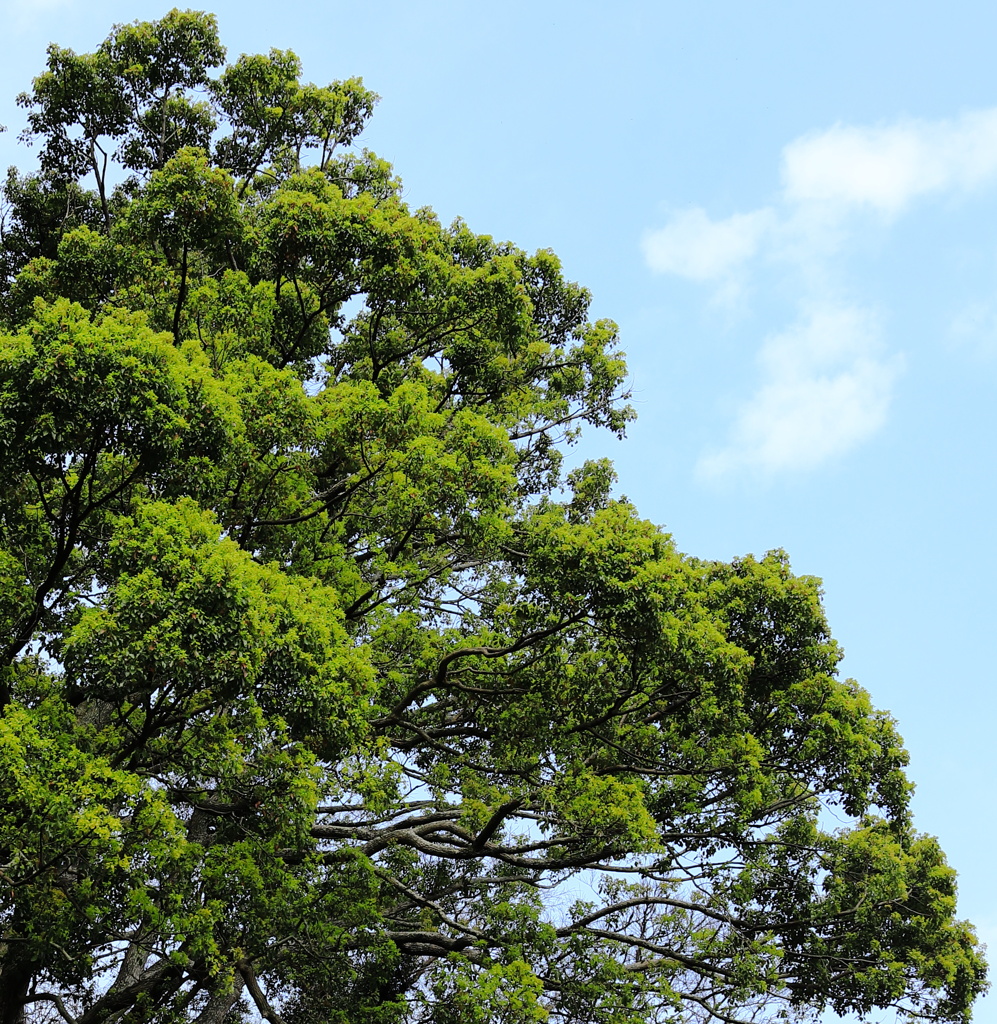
782 110 997 217
641 207 774 282
697 306 902 480
644 108 997 480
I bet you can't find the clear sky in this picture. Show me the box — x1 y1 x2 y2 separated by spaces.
2 1 995 1019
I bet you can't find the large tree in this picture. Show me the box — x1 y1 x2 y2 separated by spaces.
0 10 986 1024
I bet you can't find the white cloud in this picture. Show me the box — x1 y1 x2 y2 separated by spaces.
697 306 902 480
641 207 774 281
782 110 997 216
642 108 997 479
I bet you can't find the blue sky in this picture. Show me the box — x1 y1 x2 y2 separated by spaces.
2 1 995 1018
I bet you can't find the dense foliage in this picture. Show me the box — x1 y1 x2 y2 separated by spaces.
0 11 986 1024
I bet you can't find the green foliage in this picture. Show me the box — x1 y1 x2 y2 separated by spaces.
0 10 985 1024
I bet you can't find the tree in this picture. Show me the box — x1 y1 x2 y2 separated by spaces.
0 10 986 1024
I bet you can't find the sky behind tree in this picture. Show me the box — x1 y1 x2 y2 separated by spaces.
2 2 994 1019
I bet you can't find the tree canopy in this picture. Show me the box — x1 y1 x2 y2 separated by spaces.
0 10 987 1024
